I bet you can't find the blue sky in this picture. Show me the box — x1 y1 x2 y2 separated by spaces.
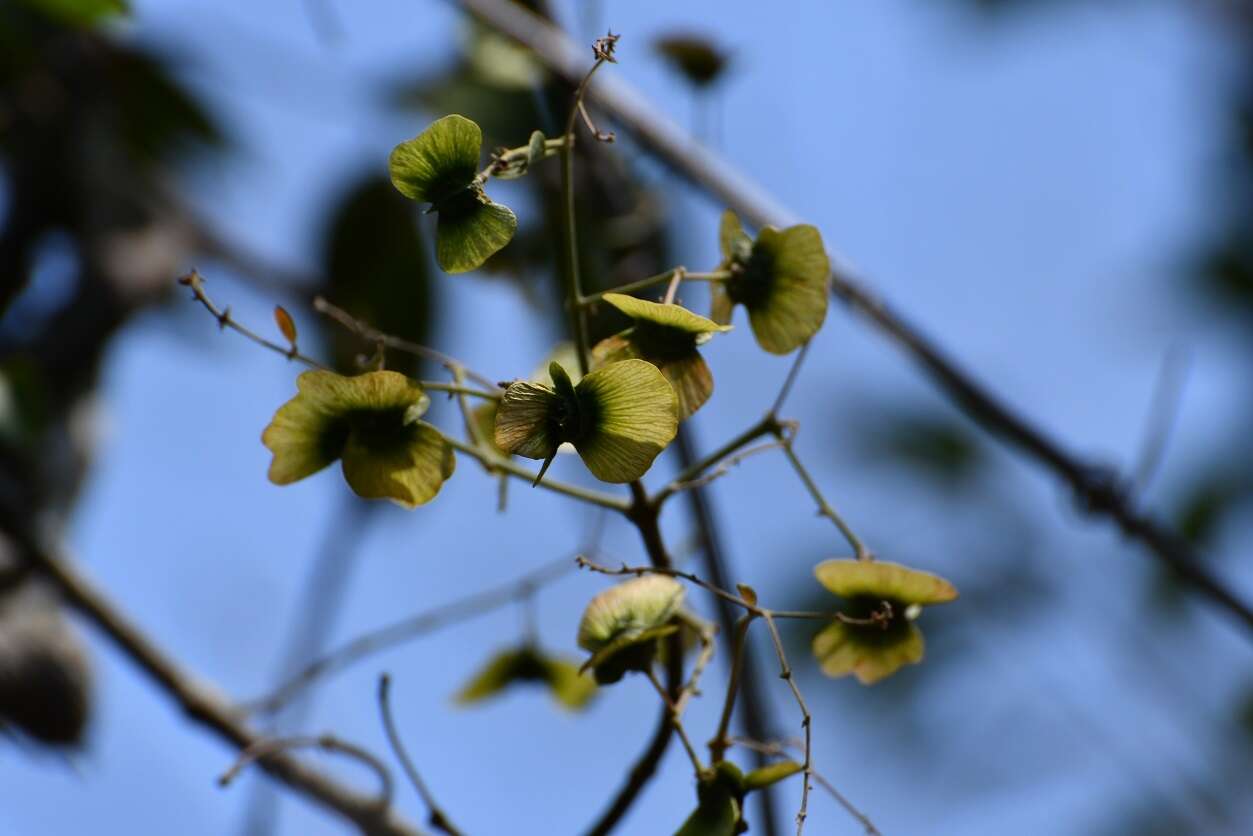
2 0 1250 834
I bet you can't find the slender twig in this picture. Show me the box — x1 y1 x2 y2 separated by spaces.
182 274 499 401
579 268 727 306
1 514 421 836
243 555 578 715
777 436 870 562
662 267 684 305
760 613 812 835
730 738 880 836
577 99 614 141
219 735 393 811
673 610 717 716
237 497 373 836
444 437 630 512
710 614 755 763
576 556 818 833
453 368 512 510
583 661 677 836
179 271 326 369
1133 344 1188 494
475 136 566 184
771 341 811 416
426 382 500 400
313 296 500 391
452 0 1253 634
668 439 787 494
560 40 617 374
576 558 828 623
378 675 465 836
645 668 703 773
652 414 782 507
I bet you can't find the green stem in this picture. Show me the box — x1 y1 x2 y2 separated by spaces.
474 135 570 184
778 441 869 561
561 58 610 375
579 269 728 306
421 382 500 400
443 437 629 513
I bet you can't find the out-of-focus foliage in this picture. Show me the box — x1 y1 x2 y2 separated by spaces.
319 175 436 377
652 33 731 88
0 3 227 749
454 645 596 710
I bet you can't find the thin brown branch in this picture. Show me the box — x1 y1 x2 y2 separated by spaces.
452 0 1253 635
644 668 703 773
1 513 421 836
576 557 828 623
582 665 676 836
652 414 782 507
760 613 813 835
577 556 823 833
668 438 787 494
179 270 325 369
313 296 500 392
771 341 811 416
709 614 755 764
218 734 393 811
673 611 717 717
776 433 871 562
244 555 578 715
378 675 464 836
669 424 784 836
580 486 684 835
445 437 631 512
731 738 880 836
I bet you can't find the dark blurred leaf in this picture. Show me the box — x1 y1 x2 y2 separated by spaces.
1237 681 1253 739
318 175 435 376
105 49 223 167
0 359 52 447
1173 471 1251 547
1195 234 1253 317
852 406 984 485
653 34 731 88
395 72 540 149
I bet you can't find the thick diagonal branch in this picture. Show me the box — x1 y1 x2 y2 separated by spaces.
452 0 1253 635
1 514 421 836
